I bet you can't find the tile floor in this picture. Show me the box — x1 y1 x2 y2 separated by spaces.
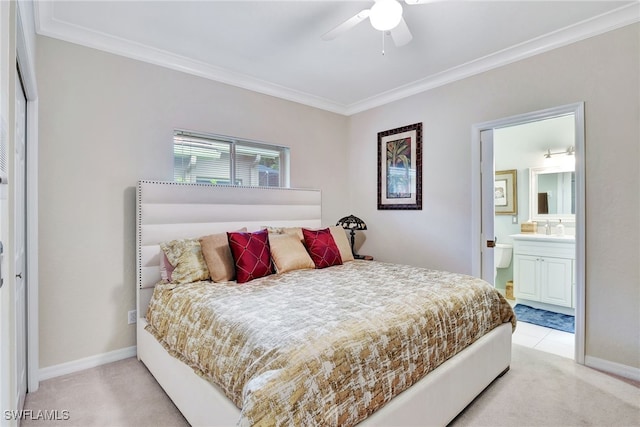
502 293 575 359
512 320 575 359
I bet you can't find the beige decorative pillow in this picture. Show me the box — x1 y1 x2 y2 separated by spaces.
265 226 304 241
268 233 315 274
198 228 244 282
160 238 210 284
329 226 355 262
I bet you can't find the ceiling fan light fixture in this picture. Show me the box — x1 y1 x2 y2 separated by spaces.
370 0 403 31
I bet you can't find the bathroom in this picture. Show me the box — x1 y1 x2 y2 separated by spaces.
493 114 577 319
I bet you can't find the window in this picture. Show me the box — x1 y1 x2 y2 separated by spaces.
173 130 290 187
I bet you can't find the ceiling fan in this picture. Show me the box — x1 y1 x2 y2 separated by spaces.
321 0 433 47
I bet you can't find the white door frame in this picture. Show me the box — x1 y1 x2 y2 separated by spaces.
0 1 11 421
470 102 585 364
16 2 39 392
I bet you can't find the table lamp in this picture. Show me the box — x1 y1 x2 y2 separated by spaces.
336 214 367 259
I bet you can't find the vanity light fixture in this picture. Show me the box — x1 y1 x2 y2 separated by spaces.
544 146 575 159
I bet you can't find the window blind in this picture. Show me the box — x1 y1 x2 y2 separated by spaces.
173 130 289 187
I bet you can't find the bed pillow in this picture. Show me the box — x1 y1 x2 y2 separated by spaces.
227 229 274 283
159 252 175 282
200 228 247 282
329 226 355 263
264 226 304 241
302 228 343 269
269 233 315 274
159 238 210 284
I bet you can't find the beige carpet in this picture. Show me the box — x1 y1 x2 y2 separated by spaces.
23 345 639 427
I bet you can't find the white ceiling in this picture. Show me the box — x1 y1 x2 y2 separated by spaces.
34 1 639 115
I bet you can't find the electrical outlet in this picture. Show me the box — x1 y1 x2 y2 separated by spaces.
128 310 137 325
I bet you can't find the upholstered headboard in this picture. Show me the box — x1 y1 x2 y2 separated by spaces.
136 180 322 316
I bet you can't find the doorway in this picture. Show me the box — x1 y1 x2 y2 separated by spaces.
471 103 585 364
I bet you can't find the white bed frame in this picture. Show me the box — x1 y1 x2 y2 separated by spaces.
136 180 512 427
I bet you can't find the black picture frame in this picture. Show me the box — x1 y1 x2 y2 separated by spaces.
377 123 422 210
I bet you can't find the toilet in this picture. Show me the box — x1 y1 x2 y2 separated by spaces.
494 243 513 281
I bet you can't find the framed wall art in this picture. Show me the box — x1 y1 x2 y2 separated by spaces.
377 123 422 210
495 169 517 215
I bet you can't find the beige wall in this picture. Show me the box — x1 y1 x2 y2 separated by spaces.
348 24 640 368
37 24 639 371
36 36 349 368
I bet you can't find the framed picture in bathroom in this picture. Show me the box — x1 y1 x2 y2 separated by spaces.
495 169 517 215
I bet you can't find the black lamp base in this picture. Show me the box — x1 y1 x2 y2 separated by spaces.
349 229 364 258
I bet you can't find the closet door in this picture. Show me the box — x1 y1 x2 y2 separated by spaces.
14 66 27 412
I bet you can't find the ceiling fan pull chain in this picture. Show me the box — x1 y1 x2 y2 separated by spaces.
381 31 386 56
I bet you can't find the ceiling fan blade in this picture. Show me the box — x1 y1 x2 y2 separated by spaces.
321 9 371 41
390 17 413 47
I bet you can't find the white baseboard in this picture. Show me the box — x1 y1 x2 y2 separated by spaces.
39 346 137 381
585 355 640 382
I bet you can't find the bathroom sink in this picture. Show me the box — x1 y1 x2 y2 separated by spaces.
510 233 575 243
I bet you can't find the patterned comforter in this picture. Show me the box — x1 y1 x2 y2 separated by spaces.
146 260 516 426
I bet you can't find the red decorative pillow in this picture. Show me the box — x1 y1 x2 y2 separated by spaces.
227 229 274 283
302 228 343 269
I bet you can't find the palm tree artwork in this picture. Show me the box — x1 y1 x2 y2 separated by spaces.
386 137 412 199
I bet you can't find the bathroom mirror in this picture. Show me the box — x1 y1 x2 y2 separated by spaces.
530 165 575 222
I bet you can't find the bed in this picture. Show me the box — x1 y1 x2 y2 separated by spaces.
136 180 515 426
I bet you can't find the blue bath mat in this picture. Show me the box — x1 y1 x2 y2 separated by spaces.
514 304 575 333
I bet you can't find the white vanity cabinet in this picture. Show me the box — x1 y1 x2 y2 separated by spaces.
512 235 575 309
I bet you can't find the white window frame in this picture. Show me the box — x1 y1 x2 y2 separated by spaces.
173 130 290 188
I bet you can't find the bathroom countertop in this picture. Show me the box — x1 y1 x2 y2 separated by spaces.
510 233 575 243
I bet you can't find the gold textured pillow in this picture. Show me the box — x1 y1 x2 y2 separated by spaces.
268 233 315 274
160 238 209 284
329 226 355 262
199 228 247 282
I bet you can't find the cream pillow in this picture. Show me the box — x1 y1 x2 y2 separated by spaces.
329 226 355 262
199 228 247 282
265 226 304 241
160 238 209 284
269 233 315 274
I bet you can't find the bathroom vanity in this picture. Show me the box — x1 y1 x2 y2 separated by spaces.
511 234 576 315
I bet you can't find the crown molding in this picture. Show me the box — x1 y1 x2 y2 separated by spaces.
345 2 640 115
34 1 348 115
35 2 638 117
